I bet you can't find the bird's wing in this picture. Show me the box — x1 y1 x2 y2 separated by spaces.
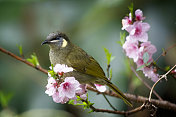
66 46 106 79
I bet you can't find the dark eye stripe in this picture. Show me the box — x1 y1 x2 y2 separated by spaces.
55 36 60 40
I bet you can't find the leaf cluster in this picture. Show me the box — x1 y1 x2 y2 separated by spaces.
26 53 40 67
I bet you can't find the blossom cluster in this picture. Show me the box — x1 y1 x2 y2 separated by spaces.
45 64 87 104
45 64 106 104
122 9 159 82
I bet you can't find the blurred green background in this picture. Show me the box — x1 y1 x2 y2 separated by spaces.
0 0 176 117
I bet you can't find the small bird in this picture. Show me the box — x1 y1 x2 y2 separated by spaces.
42 32 132 106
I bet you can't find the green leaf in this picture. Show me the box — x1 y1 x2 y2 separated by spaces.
76 95 82 101
16 44 23 56
146 61 152 66
109 68 112 79
110 56 116 62
68 94 94 112
143 52 149 64
88 110 94 113
68 99 75 105
128 3 134 19
165 66 170 71
26 53 40 67
162 48 166 56
104 48 111 65
104 48 115 65
117 41 121 45
0 91 13 108
48 64 58 79
118 32 126 46
136 53 152 71
136 64 145 71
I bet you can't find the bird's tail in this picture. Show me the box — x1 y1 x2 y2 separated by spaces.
106 82 133 107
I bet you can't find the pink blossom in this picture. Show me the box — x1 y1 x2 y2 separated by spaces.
126 21 150 42
139 42 157 58
174 69 176 78
122 13 132 30
49 64 73 76
142 67 159 82
123 36 139 62
52 92 69 104
76 84 87 100
58 77 81 99
77 84 87 95
121 9 159 82
80 94 87 100
46 77 87 104
136 41 157 67
45 77 58 96
174 69 176 73
94 84 106 92
46 64 87 104
135 9 145 21
136 57 153 68
54 77 87 104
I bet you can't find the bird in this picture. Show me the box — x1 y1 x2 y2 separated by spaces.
42 32 132 107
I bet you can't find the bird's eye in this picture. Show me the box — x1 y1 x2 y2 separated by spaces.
55 36 61 40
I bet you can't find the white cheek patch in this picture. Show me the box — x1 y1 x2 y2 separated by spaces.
62 39 68 47
50 40 59 43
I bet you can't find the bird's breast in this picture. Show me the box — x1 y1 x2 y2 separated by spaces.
49 49 68 66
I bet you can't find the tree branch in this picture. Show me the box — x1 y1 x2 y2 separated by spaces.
1 46 176 113
86 86 176 111
83 99 145 115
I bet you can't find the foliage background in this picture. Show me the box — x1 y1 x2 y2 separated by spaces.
0 0 176 117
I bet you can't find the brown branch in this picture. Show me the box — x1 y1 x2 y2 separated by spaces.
91 105 144 115
93 105 145 115
87 86 176 112
84 99 145 115
1 46 176 113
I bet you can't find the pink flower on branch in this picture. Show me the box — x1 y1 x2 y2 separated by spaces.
123 36 139 62
49 64 73 76
94 84 107 92
122 9 158 82
135 9 145 21
142 67 159 82
59 77 81 99
126 21 150 42
46 64 87 104
122 13 132 30
45 77 58 96
136 41 157 67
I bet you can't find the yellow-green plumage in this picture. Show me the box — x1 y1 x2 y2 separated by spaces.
42 32 132 107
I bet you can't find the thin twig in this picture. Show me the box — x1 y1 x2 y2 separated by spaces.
130 66 163 101
102 93 117 111
103 64 117 110
149 64 176 102
154 43 176 63
107 64 111 80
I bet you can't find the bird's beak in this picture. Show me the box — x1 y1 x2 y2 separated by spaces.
41 40 49 45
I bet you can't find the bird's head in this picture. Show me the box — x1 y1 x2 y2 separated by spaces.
42 32 70 49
